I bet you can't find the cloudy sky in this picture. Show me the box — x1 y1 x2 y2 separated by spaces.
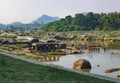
0 0 119 24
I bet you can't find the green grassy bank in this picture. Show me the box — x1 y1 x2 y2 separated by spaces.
0 54 115 83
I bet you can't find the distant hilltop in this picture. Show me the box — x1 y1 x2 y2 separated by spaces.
33 14 60 24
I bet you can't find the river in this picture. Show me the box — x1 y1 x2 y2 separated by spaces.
45 49 120 78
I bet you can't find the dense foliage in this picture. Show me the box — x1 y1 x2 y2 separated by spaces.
41 12 120 32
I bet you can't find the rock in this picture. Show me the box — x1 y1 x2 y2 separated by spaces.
111 52 114 54
96 64 100 67
114 50 120 54
105 68 120 73
118 70 120 77
73 59 91 70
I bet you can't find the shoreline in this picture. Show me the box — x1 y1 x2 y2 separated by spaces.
0 51 119 83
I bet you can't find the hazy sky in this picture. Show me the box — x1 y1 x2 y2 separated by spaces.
0 0 120 24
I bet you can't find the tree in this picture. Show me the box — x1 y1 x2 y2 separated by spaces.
41 12 120 32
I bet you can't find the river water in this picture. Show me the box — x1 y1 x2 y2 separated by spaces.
45 49 120 78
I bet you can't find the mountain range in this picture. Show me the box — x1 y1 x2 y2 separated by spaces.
0 15 60 28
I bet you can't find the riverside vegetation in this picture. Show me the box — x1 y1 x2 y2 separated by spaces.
42 12 120 32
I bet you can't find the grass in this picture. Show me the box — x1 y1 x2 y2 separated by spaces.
0 54 115 83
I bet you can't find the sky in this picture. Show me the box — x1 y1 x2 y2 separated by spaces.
0 0 120 24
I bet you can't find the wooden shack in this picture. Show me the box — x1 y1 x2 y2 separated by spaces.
32 43 59 52
32 43 66 52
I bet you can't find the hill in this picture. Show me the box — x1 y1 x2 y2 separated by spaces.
10 22 23 26
33 14 60 24
0 23 6 28
0 15 60 29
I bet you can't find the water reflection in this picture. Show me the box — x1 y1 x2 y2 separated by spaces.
40 56 60 62
44 49 120 78
44 41 120 78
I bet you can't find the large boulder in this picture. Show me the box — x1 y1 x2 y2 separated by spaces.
73 59 92 70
